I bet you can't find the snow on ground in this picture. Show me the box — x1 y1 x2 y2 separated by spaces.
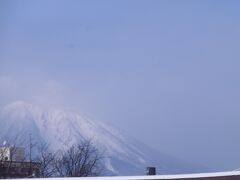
9 171 240 180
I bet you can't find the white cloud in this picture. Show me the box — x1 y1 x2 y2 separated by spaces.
0 75 69 109
0 76 19 106
31 80 67 107
0 76 17 93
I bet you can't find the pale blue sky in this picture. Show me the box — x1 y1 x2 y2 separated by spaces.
1 0 240 171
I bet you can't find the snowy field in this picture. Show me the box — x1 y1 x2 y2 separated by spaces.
8 171 240 180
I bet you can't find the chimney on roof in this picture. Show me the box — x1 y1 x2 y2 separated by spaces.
146 167 156 175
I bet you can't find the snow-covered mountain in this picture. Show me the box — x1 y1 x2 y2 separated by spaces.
0 101 209 175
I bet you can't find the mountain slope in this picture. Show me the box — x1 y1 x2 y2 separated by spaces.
0 101 210 175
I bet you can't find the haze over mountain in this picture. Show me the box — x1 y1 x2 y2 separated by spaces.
0 101 209 175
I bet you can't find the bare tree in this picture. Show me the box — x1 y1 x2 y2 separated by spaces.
36 142 57 177
0 135 105 178
55 140 105 177
28 133 39 177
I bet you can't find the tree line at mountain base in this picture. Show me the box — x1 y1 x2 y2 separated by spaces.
0 137 105 178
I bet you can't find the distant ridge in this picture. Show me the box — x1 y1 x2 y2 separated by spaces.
0 101 210 175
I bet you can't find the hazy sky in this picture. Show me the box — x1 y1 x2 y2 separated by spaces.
1 0 240 171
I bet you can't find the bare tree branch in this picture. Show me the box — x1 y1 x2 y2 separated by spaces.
36 142 57 177
55 140 105 177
